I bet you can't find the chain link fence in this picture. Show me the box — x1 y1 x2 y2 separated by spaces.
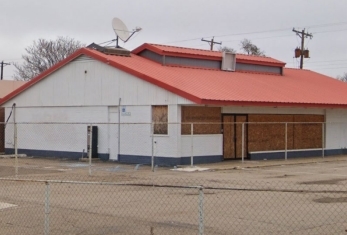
0 177 347 234
1 122 347 234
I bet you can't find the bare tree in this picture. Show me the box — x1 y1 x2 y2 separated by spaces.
240 38 265 56
14 37 84 81
218 46 236 53
337 73 347 82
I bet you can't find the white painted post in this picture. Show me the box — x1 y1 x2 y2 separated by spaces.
13 104 18 177
44 182 50 235
191 123 194 167
151 123 154 172
198 186 204 235
285 123 288 160
322 122 325 158
242 123 245 164
89 125 92 176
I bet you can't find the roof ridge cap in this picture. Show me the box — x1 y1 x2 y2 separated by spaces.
149 43 220 53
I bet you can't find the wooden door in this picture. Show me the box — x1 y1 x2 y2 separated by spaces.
223 115 247 159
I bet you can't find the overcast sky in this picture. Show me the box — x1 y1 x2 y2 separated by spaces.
1 0 347 80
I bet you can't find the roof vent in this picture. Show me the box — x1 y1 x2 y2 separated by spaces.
87 43 131 57
221 52 236 71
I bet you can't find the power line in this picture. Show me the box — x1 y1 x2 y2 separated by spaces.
165 21 347 45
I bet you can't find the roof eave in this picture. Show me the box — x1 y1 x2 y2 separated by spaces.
200 99 347 109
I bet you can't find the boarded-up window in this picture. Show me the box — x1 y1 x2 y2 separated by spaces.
152 106 168 135
247 114 324 152
181 106 221 135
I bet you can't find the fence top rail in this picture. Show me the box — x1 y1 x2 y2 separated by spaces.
0 177 345 194
1 121 341 125
0 177 203 189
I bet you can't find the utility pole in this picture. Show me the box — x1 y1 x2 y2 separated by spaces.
292 28 313 69
201 37 222 51
0 61 11 80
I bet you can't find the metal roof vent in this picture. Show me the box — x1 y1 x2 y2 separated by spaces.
221 52 236 71
87 43 131 57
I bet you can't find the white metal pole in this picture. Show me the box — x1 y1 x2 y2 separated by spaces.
44 181 50 235
191 123 194 167
241 123 245 164
151 123 154 172
118 98 121 159
285 123 288 160
89 125 92 176
322 122 325 158
13 103 18 177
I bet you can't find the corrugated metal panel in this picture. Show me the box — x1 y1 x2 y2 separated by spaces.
166 56 220 69
236 63 282 74
138 50 163 64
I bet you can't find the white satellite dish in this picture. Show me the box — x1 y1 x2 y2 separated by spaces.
112 18 130 42
111 17 142 47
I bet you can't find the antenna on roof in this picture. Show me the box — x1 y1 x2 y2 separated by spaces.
112 17 142 47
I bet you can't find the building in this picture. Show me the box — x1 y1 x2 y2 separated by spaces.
1 43 347 165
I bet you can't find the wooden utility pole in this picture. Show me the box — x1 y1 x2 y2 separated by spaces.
292 28 313 69
0 61 11 80
201 37 222 51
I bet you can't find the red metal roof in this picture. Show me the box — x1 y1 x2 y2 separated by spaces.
2 45 347 108
132 43 286 67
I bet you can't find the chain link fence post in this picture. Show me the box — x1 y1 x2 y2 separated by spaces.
285 122 288 160
13 104 18 177
44 181 50 235
88 124 92 176
242 122 245 163
151 122 154 172
191 123 194 167
198 186 204 235
322 122 325 158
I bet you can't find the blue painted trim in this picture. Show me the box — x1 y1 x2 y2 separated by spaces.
118 154 223 166
4 147 347 165
5 148 109 161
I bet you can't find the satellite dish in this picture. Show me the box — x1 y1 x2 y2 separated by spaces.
112 18 130 42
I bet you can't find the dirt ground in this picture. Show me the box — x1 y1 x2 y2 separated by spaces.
1 157 347 234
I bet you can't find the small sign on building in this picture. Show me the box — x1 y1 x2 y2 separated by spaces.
121 106 131 116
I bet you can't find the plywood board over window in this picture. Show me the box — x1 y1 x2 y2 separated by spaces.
181 106 221 135
247 114 324 152
152 106 168 135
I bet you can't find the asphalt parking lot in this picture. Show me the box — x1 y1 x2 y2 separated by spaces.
1 156 347 234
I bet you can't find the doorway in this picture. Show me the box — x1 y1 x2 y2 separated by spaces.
223 115 247 159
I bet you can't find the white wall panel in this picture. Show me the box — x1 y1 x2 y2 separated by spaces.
2 57 194 108
5 106 110 154
326 109 347 149
181 135 223 157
